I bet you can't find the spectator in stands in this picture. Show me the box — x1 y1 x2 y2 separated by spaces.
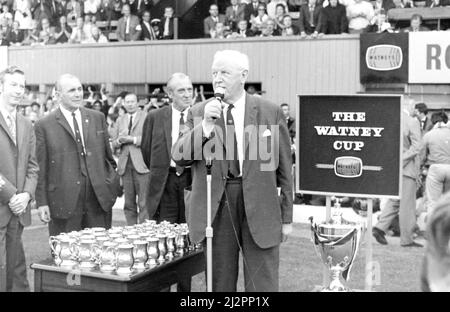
402 14 429 32
66 0 81 23
367 0 394 32
281 14 300 35
111 0 122 20
0 3 13 21
299 0 322 38
22 18 39 44
135 0 151 17
53 0 68 21
14 0 33 30
244 0 262 23
318 0 348 34
38 27 56 44
227 18 255 38
0 29 9 45
161 6 174 39
54 14 71 43
7 20 23 45
210 21 230 39
84 0 100 16
137 10 155 40
97 0 113 21
260 18 281 36
69 16 88 43
250 3 269 33
83 14 94 38
30 101 41 116
31 0 53 23
204 4 226 38
0 17 11 39
38 16 51 34
225 0 245 32
84 24 108 42
116 4 140 41
273 3 287 30
151 18 162 39
267 0 289 19
346 0 375 33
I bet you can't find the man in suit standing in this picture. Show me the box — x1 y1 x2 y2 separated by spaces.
244 0 261 23
299 0 323 38
204 4 226 37
141 73 193 224
111 92 149 225
373 99 423 247
414 102 433 136
225 0 246 32
138 10 157 40
173 50 293 291
116 4 140 41
0 66 38 292
35 74 120 236
161 6 174 39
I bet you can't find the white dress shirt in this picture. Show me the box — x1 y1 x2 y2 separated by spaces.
125 16 130 34
171 106 189 167
59 105 86 151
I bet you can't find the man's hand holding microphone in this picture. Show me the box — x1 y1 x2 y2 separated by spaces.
202 87 225 137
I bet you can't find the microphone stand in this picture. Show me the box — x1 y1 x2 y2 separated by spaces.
205 157 213 292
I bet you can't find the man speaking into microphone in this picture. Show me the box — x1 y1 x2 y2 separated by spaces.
172 50 293 292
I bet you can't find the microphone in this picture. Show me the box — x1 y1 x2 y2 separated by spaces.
212 87 225 120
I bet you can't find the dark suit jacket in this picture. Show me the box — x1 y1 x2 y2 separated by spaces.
203 15 226 37
7 31 23 44
139 21 156 40
172 94 293 249
160 17 174 39
35 107 120 219
402 25 430 32
142 105 188 219
0 113 38 228
298 3 323 34
244 2 261 22
111 110 149 176
286 116 295 143
317 3 348 34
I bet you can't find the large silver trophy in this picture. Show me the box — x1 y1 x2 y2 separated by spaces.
310 197 365 292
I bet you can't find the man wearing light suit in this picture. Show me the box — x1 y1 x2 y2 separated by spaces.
0 66 39 292
173 50 293 292
116 4 141 41
35 74 120 236
373 99 423 247
111 92 150 225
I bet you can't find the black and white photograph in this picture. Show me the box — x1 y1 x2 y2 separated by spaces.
0 0 450 299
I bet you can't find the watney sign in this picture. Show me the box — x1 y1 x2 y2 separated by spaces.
366 45 403 71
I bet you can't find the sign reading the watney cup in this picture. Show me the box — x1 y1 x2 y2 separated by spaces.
296 95 402 199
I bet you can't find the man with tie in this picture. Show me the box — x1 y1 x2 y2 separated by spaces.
244 0 261 23
225 0 246 32
111 92 150 225
172 50 293 291
414 102 433 136
0 66 38 292
138 10 157 40
161 6 174 40
299 0 323 38
204 4 226 37
35 74 120 236
116 4 140 41
141 73 193 224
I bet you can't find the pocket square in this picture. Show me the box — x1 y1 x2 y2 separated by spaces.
263 129 271 137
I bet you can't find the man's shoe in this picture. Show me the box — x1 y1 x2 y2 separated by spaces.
372 227 388 245
401 242 423 248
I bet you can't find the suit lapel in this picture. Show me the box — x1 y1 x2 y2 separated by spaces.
243 93 257 179
16 114 26 152
55 108 76 141
0 112 15 144
131 110 142 133
164 105 172 157
80 108 90 147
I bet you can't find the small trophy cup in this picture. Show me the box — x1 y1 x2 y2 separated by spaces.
310 197 364 292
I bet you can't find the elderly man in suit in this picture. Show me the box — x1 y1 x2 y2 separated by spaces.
204 4 226 37
373 98 423 247
141 73 193 224
111 92 149 225
173 50 293 291
0 66 38 292
35 74 120 236
116 4 140 41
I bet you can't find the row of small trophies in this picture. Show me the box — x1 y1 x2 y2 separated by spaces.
48 220 201 275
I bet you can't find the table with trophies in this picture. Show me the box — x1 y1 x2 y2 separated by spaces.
31 220 205 292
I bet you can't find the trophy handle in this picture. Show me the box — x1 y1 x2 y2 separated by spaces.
49 236 57 255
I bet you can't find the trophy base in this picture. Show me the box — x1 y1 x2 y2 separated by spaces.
79 261 97 269
132 263 147 271
99 264 116 272
60 259 78 267
116 267 134 275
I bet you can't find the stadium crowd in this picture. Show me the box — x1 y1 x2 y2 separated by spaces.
0 0 443 46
